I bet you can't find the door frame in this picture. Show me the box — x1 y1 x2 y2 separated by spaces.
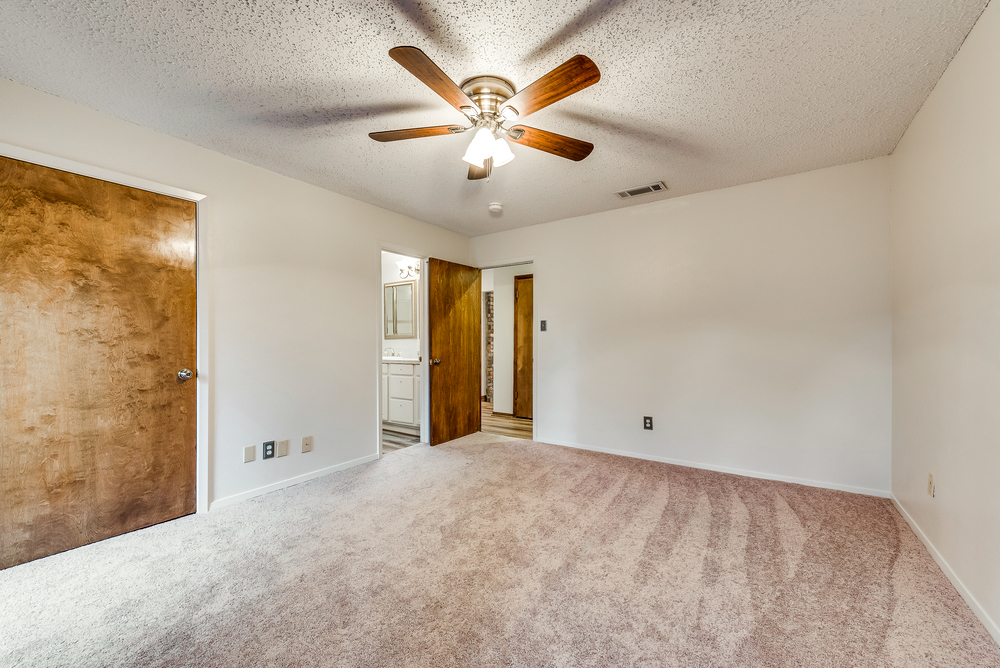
376 245 430 457
478 258 537 440
0 141 211 513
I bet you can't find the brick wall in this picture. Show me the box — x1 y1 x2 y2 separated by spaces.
485 291 494 403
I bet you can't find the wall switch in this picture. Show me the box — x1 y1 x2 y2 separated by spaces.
263 440 275 459
644 416 653 430
277 439 289 457
540 320 547 331
928 473 934 497
302 436 314 453
243 445 255 463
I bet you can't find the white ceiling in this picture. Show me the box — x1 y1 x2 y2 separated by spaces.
0 1 989 236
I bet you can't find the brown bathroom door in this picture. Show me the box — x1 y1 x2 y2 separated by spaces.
0 155 198 569
514 275 533 419
428 258 481 445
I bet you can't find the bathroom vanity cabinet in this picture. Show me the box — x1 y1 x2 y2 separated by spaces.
381 360 421 427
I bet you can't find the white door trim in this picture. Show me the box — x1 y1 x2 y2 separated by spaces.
377 244 430 450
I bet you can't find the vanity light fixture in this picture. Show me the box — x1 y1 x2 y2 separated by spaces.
396 259 420 279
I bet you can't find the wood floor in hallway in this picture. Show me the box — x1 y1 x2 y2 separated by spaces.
481 402 533 440
382 427 420 453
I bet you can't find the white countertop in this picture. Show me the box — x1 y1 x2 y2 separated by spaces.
382 357 420 364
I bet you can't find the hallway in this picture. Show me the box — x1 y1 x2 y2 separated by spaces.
481 402 532 440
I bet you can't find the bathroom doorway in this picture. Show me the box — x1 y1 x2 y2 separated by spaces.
480 263 534 440
379 250 424 455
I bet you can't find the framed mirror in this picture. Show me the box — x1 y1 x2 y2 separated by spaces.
385 280 417 339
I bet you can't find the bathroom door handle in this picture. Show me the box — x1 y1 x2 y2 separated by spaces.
430 358 441 365
177 368 195 381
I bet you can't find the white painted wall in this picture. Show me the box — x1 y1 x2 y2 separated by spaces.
381 251 420 359
471 159 892 495
490 264 534 414
0 77 469 509
888 0 1000 642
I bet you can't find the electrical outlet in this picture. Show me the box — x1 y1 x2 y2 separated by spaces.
644 416 653 430
263 440 275 459
243 445 255 463
928 473 935 497
277 439 289 457
302 436 313 453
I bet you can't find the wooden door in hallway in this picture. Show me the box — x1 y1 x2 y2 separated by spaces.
514 274 533 419
428 258 481 445
0 155 197 569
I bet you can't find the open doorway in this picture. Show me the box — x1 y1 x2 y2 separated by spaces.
380 250 423 454
480 263 534 440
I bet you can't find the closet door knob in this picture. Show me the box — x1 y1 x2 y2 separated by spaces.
430 358 441 365
177 368 194 381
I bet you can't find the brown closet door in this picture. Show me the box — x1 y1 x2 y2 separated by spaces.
428 258 481 445
514 275 533 419
0 155 197 569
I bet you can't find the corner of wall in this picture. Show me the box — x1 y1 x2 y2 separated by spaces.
891 495 1000 644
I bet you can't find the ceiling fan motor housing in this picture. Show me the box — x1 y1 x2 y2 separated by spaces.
460 76 515 117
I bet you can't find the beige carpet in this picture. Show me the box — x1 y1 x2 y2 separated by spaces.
2 432 997 667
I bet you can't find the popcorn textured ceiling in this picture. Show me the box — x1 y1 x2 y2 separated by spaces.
0 0 989 236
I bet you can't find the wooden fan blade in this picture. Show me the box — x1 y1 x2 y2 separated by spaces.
506 126 594 161
369 125 465 142
389 46 481 115
500 55 600 119
468 157 493 180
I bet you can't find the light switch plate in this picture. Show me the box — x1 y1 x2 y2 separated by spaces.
540 320 547 331
277 439 289 457
243 445 255 463
302 435 314 453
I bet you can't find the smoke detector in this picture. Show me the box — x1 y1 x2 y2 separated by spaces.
488 202 503 213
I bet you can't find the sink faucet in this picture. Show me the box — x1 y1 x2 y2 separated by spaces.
383 347 395 357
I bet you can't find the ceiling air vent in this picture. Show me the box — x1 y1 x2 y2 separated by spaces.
615 181 667 199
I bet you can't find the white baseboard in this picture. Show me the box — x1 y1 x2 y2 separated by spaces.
541 438 890 498
891 495 1000 645
208 454 379 511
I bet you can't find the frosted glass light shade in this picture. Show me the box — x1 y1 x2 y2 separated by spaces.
462 128 495 167
491 137 515 167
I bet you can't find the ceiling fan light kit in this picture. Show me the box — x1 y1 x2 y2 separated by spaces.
462 127 499 168
369 46 600 183
490 136 515 167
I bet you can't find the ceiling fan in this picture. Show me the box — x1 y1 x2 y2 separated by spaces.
369 47 600 181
